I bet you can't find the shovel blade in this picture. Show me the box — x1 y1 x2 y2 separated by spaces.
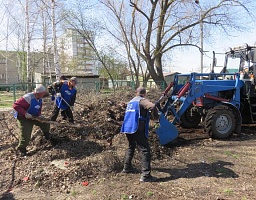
155 113 178 145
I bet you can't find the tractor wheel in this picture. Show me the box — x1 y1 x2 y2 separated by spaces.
205 105 236 139
180 108 201 128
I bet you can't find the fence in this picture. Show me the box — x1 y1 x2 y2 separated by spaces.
0 83 35 108
0 80 165 108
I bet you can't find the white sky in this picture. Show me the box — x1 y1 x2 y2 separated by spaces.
0 0 256 75
171 31 256 73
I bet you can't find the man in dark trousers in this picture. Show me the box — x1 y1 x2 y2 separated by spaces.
120 87 159 182
49 77 78 123
48 75 68 120
13 85 51 156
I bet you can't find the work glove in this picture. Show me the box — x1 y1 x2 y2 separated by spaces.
25 113 33 119
38 115 46 120
56 93 61 97
47 85 55 95
47 85 53 92
155 101 160 108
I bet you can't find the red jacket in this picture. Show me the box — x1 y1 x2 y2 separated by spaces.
13 93 42 119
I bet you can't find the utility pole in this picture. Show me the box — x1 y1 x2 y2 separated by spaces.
196 0 203 73
200 11 203 73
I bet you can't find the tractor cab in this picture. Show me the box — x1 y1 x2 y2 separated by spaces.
219 44 256 82
211 44 256 124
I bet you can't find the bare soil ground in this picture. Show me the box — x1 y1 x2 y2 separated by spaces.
0 89 256 200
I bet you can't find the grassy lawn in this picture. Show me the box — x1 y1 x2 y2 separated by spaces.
0 91 24 108
0 95 14 108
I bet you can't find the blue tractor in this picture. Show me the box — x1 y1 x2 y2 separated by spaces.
157 44 256 143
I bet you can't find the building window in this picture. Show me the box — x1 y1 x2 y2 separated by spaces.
0 74 5 79
0 58 6 64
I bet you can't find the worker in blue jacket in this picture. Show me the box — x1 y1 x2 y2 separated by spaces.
49 77 78 123
121 87 159 182
13 85 50 156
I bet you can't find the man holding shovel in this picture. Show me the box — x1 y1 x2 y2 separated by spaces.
121 87 159 182
49 77 78 124
13 85 51 156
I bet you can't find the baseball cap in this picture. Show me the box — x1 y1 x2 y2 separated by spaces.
70 77 78 84
136 87 146 95
60 75 67 80
34 85 46 93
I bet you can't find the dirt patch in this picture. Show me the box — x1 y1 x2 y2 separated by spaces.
0 90 256 200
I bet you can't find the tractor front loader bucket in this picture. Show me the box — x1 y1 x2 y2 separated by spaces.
155 112 178 145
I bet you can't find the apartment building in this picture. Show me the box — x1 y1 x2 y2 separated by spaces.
58 28 98 75
0 51 21 84
0 28 98 84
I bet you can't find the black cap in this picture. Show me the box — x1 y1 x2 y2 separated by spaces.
136 87 146 95
60 75 67 80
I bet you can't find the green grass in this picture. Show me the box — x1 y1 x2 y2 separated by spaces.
71 189 78 196
224 151 239 159
0 95 14 108
146 191 154 197
120 194 129 199
223 188 234 195
0 91 25 108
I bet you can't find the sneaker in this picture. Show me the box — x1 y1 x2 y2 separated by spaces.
139 175 157 182
17 147 27 157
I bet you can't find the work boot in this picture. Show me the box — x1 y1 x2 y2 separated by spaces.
139 175 157 183
122 166 135 173
69 120 74 124
17 147 27 157
44 132 51 140
49 137 58 146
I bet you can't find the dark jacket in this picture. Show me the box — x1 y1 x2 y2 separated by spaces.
48 81 77 106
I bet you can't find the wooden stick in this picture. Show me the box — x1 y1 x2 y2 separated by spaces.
32 117 84 128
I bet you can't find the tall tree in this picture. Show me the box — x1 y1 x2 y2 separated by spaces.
101 0 148 87
103 0 256 86
63 0 120 89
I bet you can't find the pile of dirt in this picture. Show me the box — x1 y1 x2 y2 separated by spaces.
1 89 256 199
1 89 179 194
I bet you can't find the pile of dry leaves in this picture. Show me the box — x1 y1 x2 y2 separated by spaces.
1 89 177 195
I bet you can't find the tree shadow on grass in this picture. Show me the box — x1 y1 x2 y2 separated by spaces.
154 160 238 182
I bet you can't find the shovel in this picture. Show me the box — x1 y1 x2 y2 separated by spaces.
154 81 178 145
155 112 178 145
